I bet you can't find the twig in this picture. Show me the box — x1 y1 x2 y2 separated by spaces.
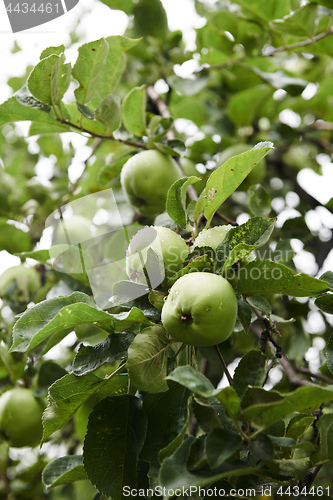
216 211 238 226
298 465 322 489
55 117 147 149
295 367 333 385
214 345 233 386
205 29 333 71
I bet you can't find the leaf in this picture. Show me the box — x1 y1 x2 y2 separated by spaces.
10 292 114 354
0 96 68 130
248 184 271 216
206 429 243 468
0 219 31 253
320 271 333 289
95 94 121 133
140 383 191 465
228 85 275 127
310 413 333 465
166 365 217 398
122 85 147 137
159 436 257 497
216 216 275 271
14 249 51 264
237 297 252 333
167 249 215 287
76 102 95 120
158 399 191 463
236 260 331 297
315 294 333 314
246 295 272 316
28 55 60 105
203 143 274 226
272 3 317 37
42 372 127 442
234 0 290 21
215 386 240 423
241 385 333 430
40 45 65 59
73 38 110 104
83 395 147 499
91 36 140 107
232 350 267 398
99 0 133 13
72 332 135 376
166 176 201 229
127 326 171 393
42 455 86 487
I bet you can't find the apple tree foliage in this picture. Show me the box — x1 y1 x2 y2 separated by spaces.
0 0 333 498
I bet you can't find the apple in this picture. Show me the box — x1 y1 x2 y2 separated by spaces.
0 265 40 311
161 272 238 346
52 215 94 246
0 388 44 447
192 225 233 252
126 225 189 287
120 150 182 216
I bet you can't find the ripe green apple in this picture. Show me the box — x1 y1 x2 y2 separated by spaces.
120 150 182 216
0 388 44 447
217 143 265 190
0 265 40 311
161 272 238 346
126 225 189 287
52 215 94 246
192 225 233 252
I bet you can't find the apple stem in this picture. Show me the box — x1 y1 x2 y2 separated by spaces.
214 345 233 386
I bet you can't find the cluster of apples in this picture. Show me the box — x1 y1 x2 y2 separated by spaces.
122 150 238 347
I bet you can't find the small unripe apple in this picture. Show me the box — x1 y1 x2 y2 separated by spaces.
0 265 40 311
0 388 44 447
120 150 182 216
126 225 189 287
161 272 238 346
52 215 94 246
192 225 233 252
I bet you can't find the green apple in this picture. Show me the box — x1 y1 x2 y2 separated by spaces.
0 388 44 447
217 144 265 190
120 150 182 216
161 272 238 346
0 265 40 310
192 225 233 252
52 215 94 246
126 225 189 287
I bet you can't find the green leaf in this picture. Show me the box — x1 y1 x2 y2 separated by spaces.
14 249 51 264
42 372 127 442
73 38 109 104
237 297 252 333
315 294 333 314
205 429 243 468
216 216 275 271
272 3 317 37
127 326 171 393
237 260 331 297
40 45 65 59
99 0 133 13
234 0 290 21
95 94 121 133
91 36 140 107
320 271 333 289
0 219 31 253
83 395 147 499
76 102 95 120
141 383 191 465
248 184 271 216
122 85 147 137
215 386 240 423
228 85 275 127
42 455 86 487
311 413 333 465
166 176 201 229
158 399 191 463
286 414 314 442
246 295 272 316
0 96 67 129
72 332 135 376
232 350 267 398
10 292 114 354
28 54 71 107
203 143 274 225
166 365 217 398
133 0 169 40
241 385 333 430
167 248 215 287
